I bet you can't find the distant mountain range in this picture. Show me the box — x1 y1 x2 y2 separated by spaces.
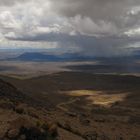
3 52 140 62
5 52 95 62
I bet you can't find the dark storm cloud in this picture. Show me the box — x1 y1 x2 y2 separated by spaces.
51 0 140 29
6 32 138 56
1 0 140 38
5 32 133 44
0 0 140 56
51 0 139 18
1 0 140 35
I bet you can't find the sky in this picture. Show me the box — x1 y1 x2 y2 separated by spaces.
0 0 140 56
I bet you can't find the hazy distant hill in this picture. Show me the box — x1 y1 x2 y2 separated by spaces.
15 52 60 61
4 51 140 62
6 52 94 62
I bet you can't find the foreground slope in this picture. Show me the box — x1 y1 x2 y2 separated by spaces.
0 79 58 140
0 72 140 139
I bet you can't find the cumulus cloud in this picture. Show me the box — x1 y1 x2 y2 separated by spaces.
0 0 28 6
0 0 140 56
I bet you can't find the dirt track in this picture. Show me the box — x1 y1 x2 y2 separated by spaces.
57 98 80 112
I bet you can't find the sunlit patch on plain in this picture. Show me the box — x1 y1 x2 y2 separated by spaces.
65 90 128 107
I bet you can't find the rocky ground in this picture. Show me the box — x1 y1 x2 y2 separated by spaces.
0 79 58 140
0 72 140 140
